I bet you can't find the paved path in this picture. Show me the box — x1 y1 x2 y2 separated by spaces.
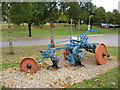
1 34 119 47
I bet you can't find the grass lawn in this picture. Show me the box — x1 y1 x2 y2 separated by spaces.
2 23 119 39
69 67 119 88
1 45 119 88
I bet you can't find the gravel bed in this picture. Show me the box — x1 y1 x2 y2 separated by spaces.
0 56 118 88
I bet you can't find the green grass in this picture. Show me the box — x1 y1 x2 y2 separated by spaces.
2 23 119 39
1 85 7 89
70 67 119 88
107 47 119 60
1 62 19 69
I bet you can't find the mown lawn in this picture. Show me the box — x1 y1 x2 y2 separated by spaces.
69 67 119 88
2 23 119 39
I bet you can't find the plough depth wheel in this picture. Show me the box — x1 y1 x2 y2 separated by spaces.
95 43 108 65
20 58 38 72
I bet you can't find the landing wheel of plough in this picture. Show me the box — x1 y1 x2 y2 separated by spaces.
63 49 72 59
95 43 108 65
20 58 38 73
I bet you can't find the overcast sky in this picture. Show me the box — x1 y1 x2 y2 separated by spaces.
92 0 120 12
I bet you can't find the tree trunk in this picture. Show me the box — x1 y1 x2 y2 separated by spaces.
17 24 21 32
17 24 19 27
40 25 43 29
50 22 55 48
64 23 66 27
77 19 80 41
74 23 77 28
23 23 25 31
8 8 14 54
28 23 32 37
91 24 93 29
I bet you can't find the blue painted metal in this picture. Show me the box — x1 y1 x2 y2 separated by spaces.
88 29 100 32
38 29 100 67
66 54 75 64
48 40 69 50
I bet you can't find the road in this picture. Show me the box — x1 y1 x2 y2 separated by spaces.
1 34 119 47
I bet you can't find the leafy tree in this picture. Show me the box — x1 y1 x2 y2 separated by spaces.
46 2 59 23
92 7 106 26
82 2 96 26
112 9 120 25
81 11 90 24
6 2 35 37
45 2 59 47
116 14 120 24
106 12 113 24
2 2 49 37
2 2 10 22
92 15 102 26
67 2 80 27
22 2 38 37
33 2 48 27
10 2 24 26
113 9 119 14
58 11 68 22
58 2 69 26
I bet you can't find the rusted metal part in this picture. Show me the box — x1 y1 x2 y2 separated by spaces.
95 43 108 65
63 49 71 59
20 58 38 73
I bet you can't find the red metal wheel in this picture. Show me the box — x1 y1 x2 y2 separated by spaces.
20 58 38 72
95 43 108 65
63 49 71 59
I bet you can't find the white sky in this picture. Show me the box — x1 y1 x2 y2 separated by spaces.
92 0 120 12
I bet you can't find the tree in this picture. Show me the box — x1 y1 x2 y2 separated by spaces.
10 2 24 26
106 12 113 24
116 14 120 25
46 2 59 47
5 2 48 37
2 2 14 54
81 2 96 26
6 2 34 37
33 2 48 27
22 2 38 37
92 7 106 26
67 2 80 27
112 9 120 25
2 2 9 22
58 2 69 26
113 9 119 14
